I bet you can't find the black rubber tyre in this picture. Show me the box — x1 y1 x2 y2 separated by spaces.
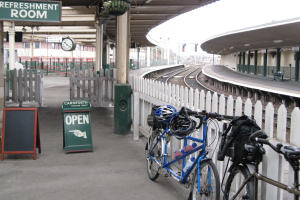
223 165 254 200
189 160 220 200
145 133 161 181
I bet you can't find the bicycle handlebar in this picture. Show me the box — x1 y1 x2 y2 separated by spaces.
250 132 289 157
179 107 235 121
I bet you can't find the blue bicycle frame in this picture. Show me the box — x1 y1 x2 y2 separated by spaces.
149 116 212 192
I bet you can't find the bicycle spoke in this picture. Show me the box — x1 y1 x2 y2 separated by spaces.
191 161 220 200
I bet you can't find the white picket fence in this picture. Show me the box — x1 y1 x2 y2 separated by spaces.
70 68 116 107
130 72 300 200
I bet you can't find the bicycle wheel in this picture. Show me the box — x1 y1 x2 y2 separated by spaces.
223 165 254 200
145 132 161 181
189 160 220 200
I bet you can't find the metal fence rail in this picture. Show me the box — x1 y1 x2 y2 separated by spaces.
237 64 298 80
19 57 97 76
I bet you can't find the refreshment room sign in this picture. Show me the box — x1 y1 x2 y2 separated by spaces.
0 0 61 22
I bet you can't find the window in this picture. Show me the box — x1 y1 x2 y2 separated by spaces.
24 43 30 48
51 43 60 49
34 42 40 49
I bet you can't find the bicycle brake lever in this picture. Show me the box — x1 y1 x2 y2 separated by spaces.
276 143 283 152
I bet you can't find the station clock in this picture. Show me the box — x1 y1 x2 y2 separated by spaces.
61 37 76 51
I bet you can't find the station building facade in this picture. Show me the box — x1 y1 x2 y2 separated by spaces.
201 18 300 82
221 48 299 81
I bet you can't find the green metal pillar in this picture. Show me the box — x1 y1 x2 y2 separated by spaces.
137 47 140 69
295 50 300 81
237 53 242 71
65 58 68 77
30 58 33 70
242 52 246 72
276 48 281 72
254 50 258 75
263 49 268 77
49 58 51 71
103 45 107 69
247 50 251 74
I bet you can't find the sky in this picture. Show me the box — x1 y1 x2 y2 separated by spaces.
148 0 300 54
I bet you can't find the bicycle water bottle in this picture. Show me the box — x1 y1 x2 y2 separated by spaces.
183 157 195 173
184 143 197 153
174 149 185 158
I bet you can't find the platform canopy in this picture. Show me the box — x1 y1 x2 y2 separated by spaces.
3 0 218 46
201 18 300 55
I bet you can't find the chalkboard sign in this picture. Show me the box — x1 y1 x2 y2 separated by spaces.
1 108 41 160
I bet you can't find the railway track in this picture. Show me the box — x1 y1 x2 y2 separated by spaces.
154 68 188 82
165 67 195 85
183 67 215 93
148 65 292 140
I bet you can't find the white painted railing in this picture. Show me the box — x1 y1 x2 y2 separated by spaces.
130 72 300 200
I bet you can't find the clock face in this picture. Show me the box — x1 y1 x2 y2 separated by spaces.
61 38 75 51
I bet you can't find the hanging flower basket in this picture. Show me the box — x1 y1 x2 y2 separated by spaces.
102 0 131 16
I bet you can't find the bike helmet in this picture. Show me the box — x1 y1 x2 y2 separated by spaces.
153 105 178 124
169 115 196 139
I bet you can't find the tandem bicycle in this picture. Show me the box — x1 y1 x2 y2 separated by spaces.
145 105 227 200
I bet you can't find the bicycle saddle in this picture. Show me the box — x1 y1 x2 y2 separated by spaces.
282 145 300 160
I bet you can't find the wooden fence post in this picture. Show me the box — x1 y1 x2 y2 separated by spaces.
200 90 205 111
180 86 184 107
219 94 225 115
227 95 233 116
194 89 199 111
262 102 278 200
176 85 180 106
254 100 263 128
183 87 188 107
212 92 218 113
235 97 242 116
205 91 211 112
133 87 140 140
188 88 194 109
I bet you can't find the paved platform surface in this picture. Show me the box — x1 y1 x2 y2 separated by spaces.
0 76 188 200
203 65 300 98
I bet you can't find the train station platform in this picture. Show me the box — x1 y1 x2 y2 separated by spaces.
203 65 300 98
130 64 182 78
0 75 187 200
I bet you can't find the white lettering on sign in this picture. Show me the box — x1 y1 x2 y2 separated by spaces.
65 115 89 125
0 1 59 11
11 9 18 17
63 101 88 105
10 9 47 19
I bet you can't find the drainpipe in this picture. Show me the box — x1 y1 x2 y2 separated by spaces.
263 49 268 77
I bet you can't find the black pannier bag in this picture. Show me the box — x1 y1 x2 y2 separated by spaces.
217 115 263 164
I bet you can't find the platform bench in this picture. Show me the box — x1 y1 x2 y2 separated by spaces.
273 71 284 81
